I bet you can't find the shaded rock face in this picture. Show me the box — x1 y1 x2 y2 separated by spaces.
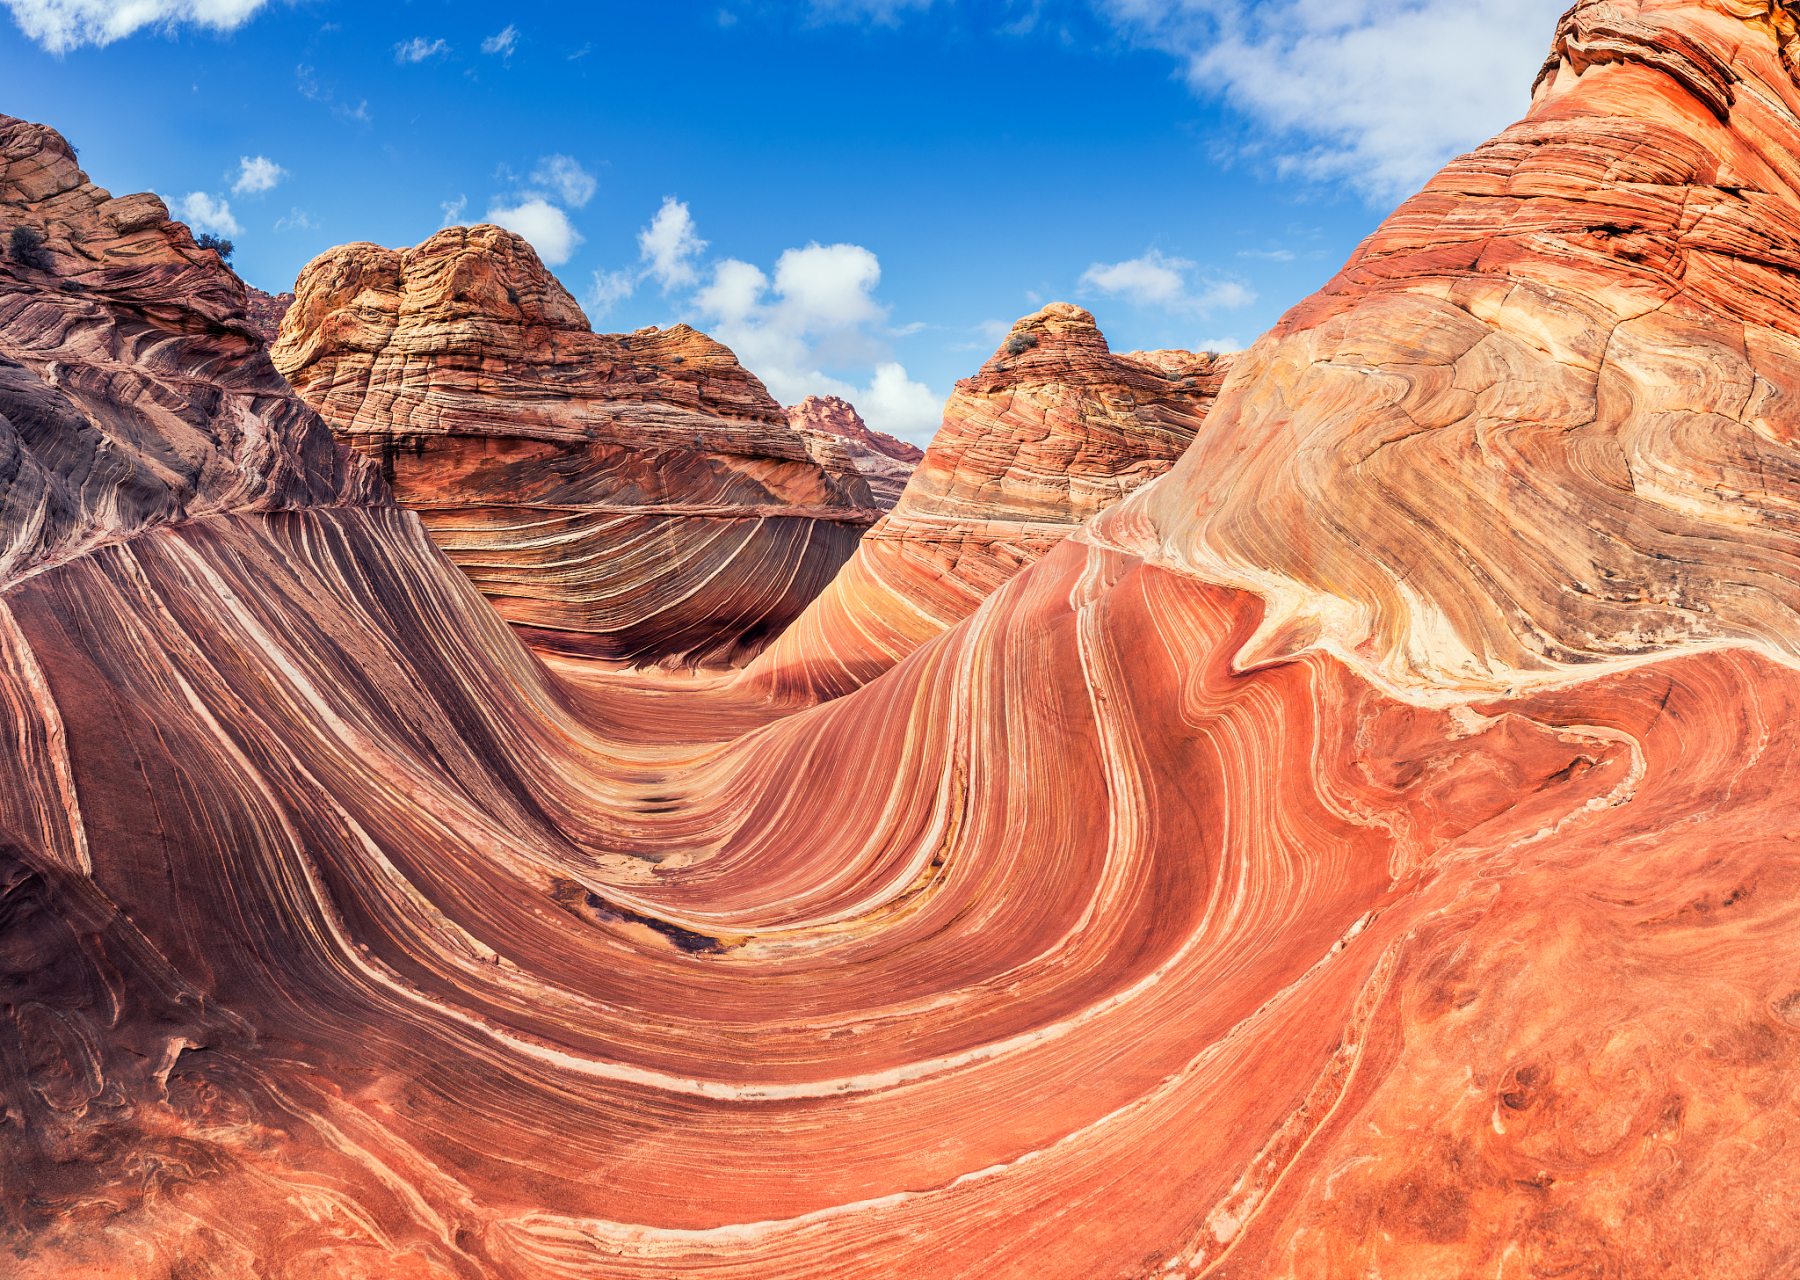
242 285 293 342
787 394 922 509
743 302 1237 699
20 6 1800 1278
0 115 381 588
272 225 876 666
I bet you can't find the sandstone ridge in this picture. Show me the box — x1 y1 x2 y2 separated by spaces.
273 225 878 666
742 300 1237 700
786 394 922 509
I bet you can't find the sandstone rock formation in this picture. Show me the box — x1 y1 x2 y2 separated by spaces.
242 284 293 342
786 393 922 508
17 3 1800 1277
272 226 877 666
744 302 1237 700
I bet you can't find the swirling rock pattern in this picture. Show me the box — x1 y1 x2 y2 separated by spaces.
13 3 1800 1276
272 228 879 666
744 303 1236 700
786 394 922 509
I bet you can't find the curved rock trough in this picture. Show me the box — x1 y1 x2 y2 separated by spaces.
7 3 1800 1275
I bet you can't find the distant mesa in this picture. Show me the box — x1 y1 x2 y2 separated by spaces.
271 224 879 667
742 300 1237 701
786 394 922 510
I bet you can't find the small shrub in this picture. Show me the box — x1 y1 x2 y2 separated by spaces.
195 232 235 262
8 226 53 271
1003 331 1039 356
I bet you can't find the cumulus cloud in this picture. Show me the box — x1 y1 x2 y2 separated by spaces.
691 239 939 441
481 23 517 55
638 197 708 292
1097 0 1565 202
533 154 597 208
232 155 286 195
4 0 269 52
486 197 583 265
170 191 241 236
1078 249 1254 316
394 36 449 64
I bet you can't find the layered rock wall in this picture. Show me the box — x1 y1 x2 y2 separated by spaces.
273 227 877 666
743 302 1236 700
786 393 922 509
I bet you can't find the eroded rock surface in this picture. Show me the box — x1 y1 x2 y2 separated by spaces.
243 284 293 342
13 5 1800 1277
744 302 1236 699
786 394 922 509
272 226 877 666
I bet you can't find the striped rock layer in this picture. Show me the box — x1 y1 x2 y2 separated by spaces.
11 3 1800 1277
743 302 1237 700
786 394 923 510
272 227 878 666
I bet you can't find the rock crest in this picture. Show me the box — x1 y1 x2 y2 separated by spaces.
273 225 877 666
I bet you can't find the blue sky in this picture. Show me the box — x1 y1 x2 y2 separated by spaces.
1 0 1563 443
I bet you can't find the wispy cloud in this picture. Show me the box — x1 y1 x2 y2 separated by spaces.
532 154 597 208
1097 0 1564 202
1237 248 1293 262
274 208 317 232
440 195 468 228
233 155 286 195
1078 248 1254 316
806 0 935 25
394 36 449 64
481 24 518 56
3 0 271 52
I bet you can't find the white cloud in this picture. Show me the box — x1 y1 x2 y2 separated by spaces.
858 363 943 439
232 155 286 195
481 23 517 55
486 197 583 265
689 237 940 442
1079 249 1254 316
638 197 708 292
533 154 597 208
1097 0 1565 202
1196 337 1246 353
170 191 241 236
1238 248 1294 262
394 36 449 64
589 269 637 318
274 207 316 232
440 195 468 228
3 0 270 52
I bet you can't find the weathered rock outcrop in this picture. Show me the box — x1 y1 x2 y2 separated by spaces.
0 116 380 589
787 394 922 509
272 226 877 666
20 4 1800 1277
243 284 293 342
744 303 1237 699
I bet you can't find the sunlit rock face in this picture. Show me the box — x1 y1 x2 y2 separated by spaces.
272 226 878 666
742 302 1237 700
786 394 923 509
14 2 1800 1276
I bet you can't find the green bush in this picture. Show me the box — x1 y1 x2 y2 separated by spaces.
8 226 53 271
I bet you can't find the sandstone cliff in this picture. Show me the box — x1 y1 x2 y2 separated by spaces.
272 226 878 666
243 284 293 342
743 302 1236 699
13 5 1800 1276
786 394 922 509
